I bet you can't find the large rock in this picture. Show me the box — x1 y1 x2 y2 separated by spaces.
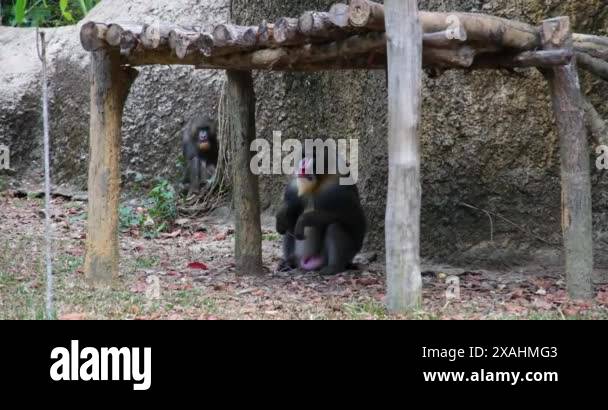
0 0 229 190
230 0 608 270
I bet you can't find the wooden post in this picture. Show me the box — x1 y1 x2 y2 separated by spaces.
385 0 423 312
84 49 137 285
541 17 594 300
225 70 263 275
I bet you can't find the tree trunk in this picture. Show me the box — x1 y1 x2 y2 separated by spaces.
225 70 263 275
542 17 594 300
84 49 137 286
385 0 423 312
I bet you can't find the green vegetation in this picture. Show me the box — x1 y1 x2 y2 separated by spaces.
0 0 100 27
147 180 178 233
344 299 388 320
119 180 178 239
0 176 7 192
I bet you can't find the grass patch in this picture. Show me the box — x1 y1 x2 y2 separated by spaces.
263 233 280 241
134 256 160 270
344 298 388 320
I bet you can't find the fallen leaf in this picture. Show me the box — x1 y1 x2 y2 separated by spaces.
60 313 87 320
188 261 209 270
193 232 207 241
161 229 182 239
563 306 581 316
532 298 553 310
214 233 227 241
504 303 528 314
597 290 608 305
213 283 227 291
165 271 181 277
130 282 147 293
355 277 379 286
508 288 526 300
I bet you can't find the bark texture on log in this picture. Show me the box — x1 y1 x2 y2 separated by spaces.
349 0 386 30
542 17 594 300
225 70 263 275
582 97 608 147
79 16 608 76
85 49 138 285
385 0 423 312
576 52 608 81
80 22 108 51
329 3 350 28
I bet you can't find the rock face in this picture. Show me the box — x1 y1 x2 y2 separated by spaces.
1 0 607 269
0 0 229 190
230 0 608 269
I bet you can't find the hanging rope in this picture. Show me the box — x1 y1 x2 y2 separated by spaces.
36 28 54 320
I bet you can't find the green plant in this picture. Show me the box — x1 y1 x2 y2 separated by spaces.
58 0 73 22
147 180 177 233
135 256 159 269
119 205 144 231
1 0 100 27
119 180 177 238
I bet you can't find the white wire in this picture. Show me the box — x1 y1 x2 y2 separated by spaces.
37 29 54 320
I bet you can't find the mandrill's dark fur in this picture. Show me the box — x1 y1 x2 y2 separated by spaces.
182 116 219 195
276 153 366 276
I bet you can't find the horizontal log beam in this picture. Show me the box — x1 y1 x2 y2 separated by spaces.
81 22 108 51
577 52 608 81
274 17 305 44
582 96 608 147
341 0 541 50
141 23 173 49
474 49 574 69
349 0 385 31
329 3 350 28
169 29 204 59
80 19 606 72
299 11 348 39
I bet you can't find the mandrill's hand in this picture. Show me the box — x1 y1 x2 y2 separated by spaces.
276 207 290 235
294 212 313 240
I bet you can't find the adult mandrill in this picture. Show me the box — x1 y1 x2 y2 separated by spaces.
276 150 366 275
182 116 219 195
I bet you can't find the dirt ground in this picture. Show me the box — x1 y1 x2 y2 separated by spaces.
1 192 608 320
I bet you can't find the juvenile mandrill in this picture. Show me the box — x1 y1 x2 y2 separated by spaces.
182 116 219 195
276 151 366 275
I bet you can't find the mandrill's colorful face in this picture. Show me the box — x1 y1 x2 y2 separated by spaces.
296 157 316 196
197 128 211 152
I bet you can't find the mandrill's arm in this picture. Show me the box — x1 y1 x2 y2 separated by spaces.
294 210 339 240
276 181 305 235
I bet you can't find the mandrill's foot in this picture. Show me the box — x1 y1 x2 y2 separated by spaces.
319 265 345 276
206 173 217 187
277 259 297 272
300 256 324 271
